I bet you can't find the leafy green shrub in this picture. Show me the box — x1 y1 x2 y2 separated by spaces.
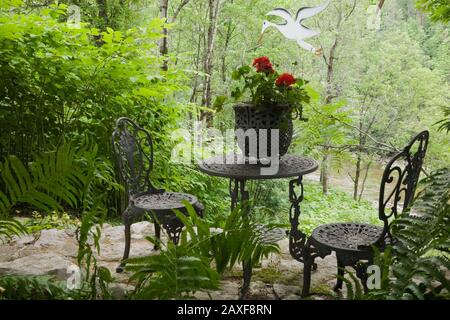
0 272 112 300
179 204 280 274
416 0 450 23
0 138 119 299
0 1 187 182
24 211 80 233
126 204 280 299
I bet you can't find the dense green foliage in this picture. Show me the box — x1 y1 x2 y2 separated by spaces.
0 2 190 211
416 0 450 22
1 0 448 220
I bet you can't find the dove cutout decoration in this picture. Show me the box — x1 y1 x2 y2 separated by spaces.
260 0 330 55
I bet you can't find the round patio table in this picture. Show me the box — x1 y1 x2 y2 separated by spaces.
198 154 318 298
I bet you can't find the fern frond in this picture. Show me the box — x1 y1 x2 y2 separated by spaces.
0 218 27 243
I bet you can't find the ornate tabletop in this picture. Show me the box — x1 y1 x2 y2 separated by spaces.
198 154 318 180
198 153 318 299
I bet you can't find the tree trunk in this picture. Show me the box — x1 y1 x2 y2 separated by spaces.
320 35 339 194
97 0 108 27
358 161 372 201
376 0 385 14
190 26 203 104
221 20 234 83
318 3 357 195
159 0 169 71
354 153 361 201
200 0 221 123
321 148 329 195
353 115 364 200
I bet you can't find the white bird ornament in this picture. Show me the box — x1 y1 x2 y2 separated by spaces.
259 1 330 55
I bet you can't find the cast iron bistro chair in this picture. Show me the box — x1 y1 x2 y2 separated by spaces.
298 131 429 297
112 117 204 272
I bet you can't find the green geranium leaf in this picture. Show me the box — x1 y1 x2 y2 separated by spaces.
231 88 242 100
238 65 251 75
213 95 228 112
231 70 241 80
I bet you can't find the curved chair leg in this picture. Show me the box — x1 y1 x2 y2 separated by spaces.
193 201 204 218
301 241 315 298
168 226 183 245
301 258 314 298
239 260 252 300
117 223 131 273
334 257 345 292
354 262 370 294
161 215 184 245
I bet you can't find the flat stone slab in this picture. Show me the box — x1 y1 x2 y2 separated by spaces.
0 252 74 281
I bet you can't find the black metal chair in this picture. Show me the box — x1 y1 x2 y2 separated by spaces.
112 117 203 272
299 131 429 297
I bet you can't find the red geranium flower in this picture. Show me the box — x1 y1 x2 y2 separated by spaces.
276 73 296 87
252 56 274 73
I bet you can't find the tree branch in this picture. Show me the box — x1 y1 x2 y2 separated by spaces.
311 105 400 153
344 0 357 21
376 0 386 15
171 0 192 22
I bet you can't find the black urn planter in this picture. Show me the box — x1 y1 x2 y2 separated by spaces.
234 103 293 160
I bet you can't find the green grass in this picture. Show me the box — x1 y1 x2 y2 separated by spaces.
300 183 380 235
244 180 380 235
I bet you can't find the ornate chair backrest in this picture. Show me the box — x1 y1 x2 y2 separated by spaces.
112 117 156 198
377 130 429 244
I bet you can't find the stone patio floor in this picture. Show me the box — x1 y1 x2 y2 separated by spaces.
0 222 345 300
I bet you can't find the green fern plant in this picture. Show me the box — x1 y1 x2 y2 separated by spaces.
0 146 82 215
0 275 71 300
126 203 280 299
69 140 120 300
126 241 220 300
340 270 365 300
175 202 281 274
342 168 450 300
387 167 450 299
0 138 122 218
0 218 27 243
0 139 120 299
435 106 450 133
73 197 116 300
